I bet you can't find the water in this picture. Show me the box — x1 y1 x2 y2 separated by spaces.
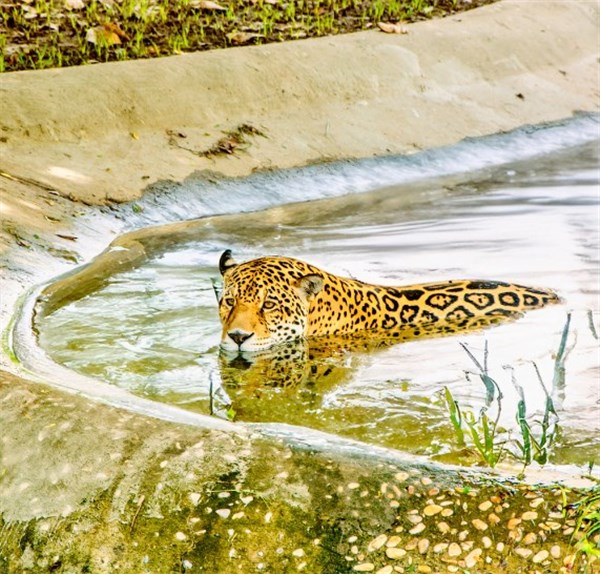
38 140 600 471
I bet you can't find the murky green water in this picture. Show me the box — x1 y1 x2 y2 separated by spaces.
38 142 599 470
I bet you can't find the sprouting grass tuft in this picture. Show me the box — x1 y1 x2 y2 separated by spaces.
1 0 497 72
443 315 573 471
571 487 600 569
444 384 507 468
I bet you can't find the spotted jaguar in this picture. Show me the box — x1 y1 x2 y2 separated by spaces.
218 250 559 353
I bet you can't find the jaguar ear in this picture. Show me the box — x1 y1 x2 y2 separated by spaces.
296 274 323 302
219 250 238 275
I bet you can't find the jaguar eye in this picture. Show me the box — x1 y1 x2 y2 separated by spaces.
222 297 235 307
262 300 277 310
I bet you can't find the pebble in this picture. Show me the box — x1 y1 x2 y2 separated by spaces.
496 542 505 553
433 543 448 553
216 509 230 519
515 548 533 558
508 529 522 542
386 536 402 548
348 482 360 490
472 519 488 531
482 536 492 549
521 511 538 521
464 548 482 568
488 513 501 525
353 563 374 572
189 492 201 506
437 521 450 534
292 549 305 558
448 543 461 557
423 504 443 516
530 497 544 508
417 566 432 573
240 495 253 505
532 550 549 563
522 532 537 545
421 477 433 485
174 531 187 541
409 523 426 535
395 472 410 482
418 539 430 554
375 566 393 574
550 545 561 558
507 518 522 529
385 548 407 559
368 534 388 552
441 508 453 517
478 500 493 511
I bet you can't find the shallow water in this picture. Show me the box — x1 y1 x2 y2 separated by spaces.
38 139 600 471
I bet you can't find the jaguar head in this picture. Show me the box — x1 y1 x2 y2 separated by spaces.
218 250 323 352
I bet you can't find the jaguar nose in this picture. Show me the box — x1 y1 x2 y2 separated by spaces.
228 330 254 348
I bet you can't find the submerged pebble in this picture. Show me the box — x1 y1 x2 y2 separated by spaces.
385 547 406 559
423 504 443 516
532 549 549 563
448 543 461 557
367 534 388 551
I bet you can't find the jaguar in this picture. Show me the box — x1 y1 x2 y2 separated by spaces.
218 250 559 353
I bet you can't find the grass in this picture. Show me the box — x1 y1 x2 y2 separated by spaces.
1 0 496 72
443 315 573 473
572 487 600 568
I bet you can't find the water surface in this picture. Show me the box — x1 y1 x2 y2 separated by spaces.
38 141 600 471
